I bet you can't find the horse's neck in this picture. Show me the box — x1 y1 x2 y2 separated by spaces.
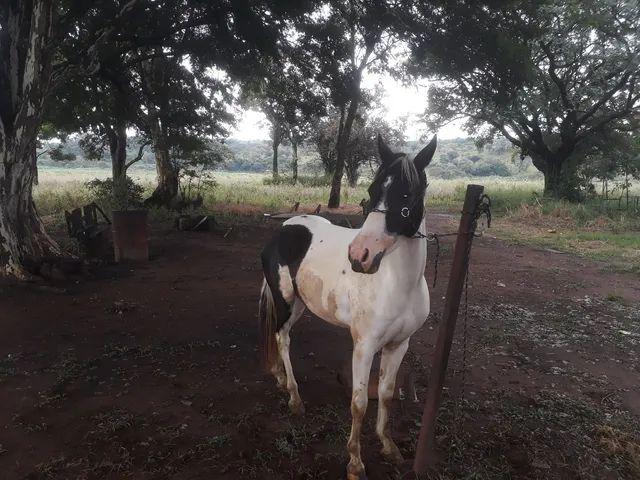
387 218 427 287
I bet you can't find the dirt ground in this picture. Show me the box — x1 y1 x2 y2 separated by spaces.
1 211 639 479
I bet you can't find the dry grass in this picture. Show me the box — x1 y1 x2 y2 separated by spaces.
597 425 640 477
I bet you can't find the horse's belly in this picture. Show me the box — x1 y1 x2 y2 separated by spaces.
295 263 352 329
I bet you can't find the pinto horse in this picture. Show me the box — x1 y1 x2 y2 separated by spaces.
259 134 437 479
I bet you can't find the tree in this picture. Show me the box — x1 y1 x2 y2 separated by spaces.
300 0 397 207
0 1 139 278
1 0 315 277
344 113 406 186
47 48 151 207
404 0 640 200
581 131 640 202
139 52 233 207
242 48 326 182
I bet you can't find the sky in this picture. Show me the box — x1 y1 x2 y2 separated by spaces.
229 72 468 141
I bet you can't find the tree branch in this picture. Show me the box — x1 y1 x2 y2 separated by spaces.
541 42 574 112
52 0 143 84
577 70 633 126
125 140 151 169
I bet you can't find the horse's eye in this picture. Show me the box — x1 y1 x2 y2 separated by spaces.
403 194 408 198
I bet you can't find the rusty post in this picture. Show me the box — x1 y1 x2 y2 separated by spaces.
413 184 484 474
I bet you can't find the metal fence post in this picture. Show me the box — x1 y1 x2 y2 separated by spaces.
413 184 485 474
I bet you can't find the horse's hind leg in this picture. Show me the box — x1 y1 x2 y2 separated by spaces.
376 338 409 464
270 352 287 391
276 298 306 415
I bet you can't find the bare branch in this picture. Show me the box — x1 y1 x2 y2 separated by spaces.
125 140 151 169
541 42 574 112
577 70 634 125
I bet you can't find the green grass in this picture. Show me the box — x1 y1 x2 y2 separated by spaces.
495 226 640 273
34 166 639 272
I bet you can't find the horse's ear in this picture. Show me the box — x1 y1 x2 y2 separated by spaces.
377 133 395 165
414 135 437 170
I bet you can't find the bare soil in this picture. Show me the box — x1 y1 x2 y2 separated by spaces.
1 211 638 479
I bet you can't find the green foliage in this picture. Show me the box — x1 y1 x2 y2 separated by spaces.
39 136 539 180
85 177 145 211
404 0 640 200
48 145 77 163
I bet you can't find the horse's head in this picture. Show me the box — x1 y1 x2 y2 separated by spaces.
348 134 437 274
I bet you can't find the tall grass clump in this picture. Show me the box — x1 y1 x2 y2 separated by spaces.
34 181 92 217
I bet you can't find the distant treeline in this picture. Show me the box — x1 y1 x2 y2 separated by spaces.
39 136 540 179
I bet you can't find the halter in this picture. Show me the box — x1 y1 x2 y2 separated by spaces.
371 206 411 218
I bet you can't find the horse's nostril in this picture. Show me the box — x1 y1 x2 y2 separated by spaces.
361 248 369 263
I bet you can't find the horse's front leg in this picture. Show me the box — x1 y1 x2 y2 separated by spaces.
376 338 409 464
346 338 376 480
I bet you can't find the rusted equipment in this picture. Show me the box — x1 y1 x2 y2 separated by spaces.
65 202 111 258
413 184 485 474
112 209 149 262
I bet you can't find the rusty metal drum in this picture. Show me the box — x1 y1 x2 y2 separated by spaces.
111 210 149 262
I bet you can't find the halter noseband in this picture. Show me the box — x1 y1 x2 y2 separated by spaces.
371 206 411 217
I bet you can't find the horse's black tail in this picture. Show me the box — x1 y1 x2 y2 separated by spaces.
258 278 279 372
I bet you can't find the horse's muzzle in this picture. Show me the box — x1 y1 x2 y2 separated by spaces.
349 250 385 274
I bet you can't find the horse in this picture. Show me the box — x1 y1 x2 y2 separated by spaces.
258 134 437 479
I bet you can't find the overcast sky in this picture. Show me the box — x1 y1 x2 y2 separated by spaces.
229 72 468 141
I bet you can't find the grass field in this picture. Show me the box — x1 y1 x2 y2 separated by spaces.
36 165 545 214
35 166 640 273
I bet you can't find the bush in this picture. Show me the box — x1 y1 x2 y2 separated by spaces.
85 177 144 210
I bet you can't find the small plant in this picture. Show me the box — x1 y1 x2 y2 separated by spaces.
85 177 144 211
605 292 625 303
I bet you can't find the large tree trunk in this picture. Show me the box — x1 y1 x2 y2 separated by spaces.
534 153 580 201
148 144 178 206
108 124 129 208
291 141 299 184
0 139 61 278
271 123 281 181
146 121 179 207
0 0 61 278
141 53 179 208
328 96 360 208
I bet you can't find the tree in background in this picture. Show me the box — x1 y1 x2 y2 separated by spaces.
403 0 640 200
172 138 232 206
581 132 640 203
313 107 406 186
47 43 152 208
300 0 398 207
0 1 144 278
0 0 314 278
242 44 326 182
344 114 406 186
139 53 232 207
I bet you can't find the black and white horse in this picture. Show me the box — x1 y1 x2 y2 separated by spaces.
259 134 437 479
